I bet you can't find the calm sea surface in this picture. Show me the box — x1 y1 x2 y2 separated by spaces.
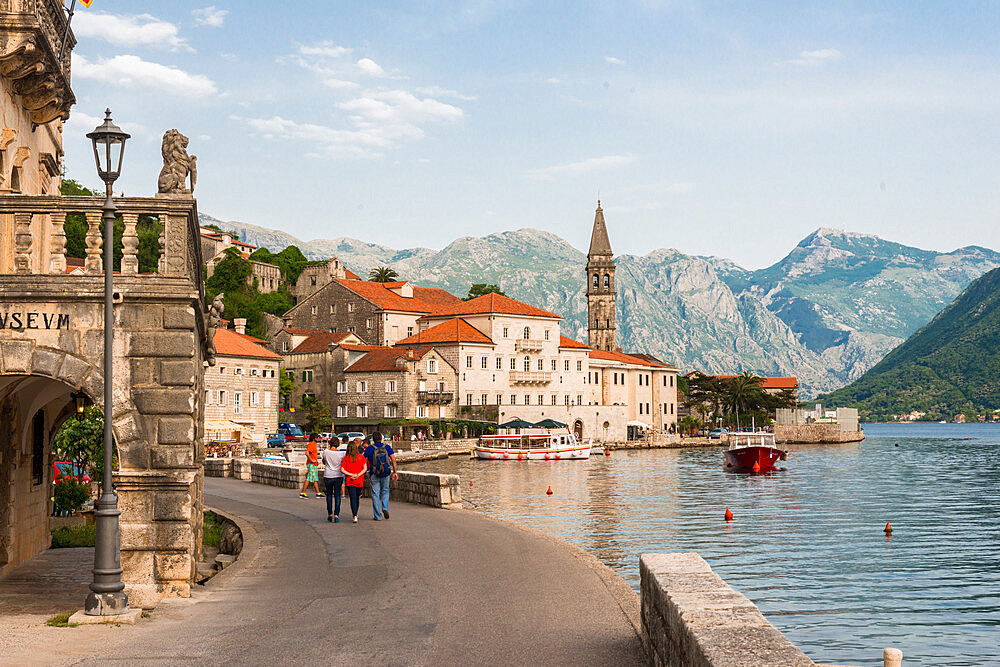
417 423 1000 666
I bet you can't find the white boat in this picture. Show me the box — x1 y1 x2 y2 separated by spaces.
473 432 590 460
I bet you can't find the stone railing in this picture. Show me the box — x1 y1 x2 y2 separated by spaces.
0 0 76 124
0 194 203 283
417 390 453 404
510 371 551 384
640 553 814 666
514 338 543 352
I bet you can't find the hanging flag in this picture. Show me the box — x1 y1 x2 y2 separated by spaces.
79 0 94 6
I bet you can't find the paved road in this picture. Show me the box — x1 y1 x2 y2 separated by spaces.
50 477 643 666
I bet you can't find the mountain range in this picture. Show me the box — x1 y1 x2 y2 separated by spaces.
820 267 1000 419
199 213 1000 396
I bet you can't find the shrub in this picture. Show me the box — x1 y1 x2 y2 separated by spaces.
53 477 91 515
203 510 222 548
51 525 96 548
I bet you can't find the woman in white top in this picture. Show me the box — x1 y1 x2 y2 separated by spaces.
320 436 348 522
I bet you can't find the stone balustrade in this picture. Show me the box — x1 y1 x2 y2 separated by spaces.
641 553 813 666
250 461 303 489
0 194 202 281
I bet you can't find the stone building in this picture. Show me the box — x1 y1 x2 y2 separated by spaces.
201 230 282 294
271 327 360 355
290 257 359 302
204 327 282 443
586 201 616 352
282 278 462 345
1 1 210 608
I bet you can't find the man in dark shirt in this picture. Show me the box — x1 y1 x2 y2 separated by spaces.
363 432 397 520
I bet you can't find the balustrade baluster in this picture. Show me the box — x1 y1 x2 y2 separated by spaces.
121 213 139 274
49 212 66 274
85 210 102 274
14 211 32 274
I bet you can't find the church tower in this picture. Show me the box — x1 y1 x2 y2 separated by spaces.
586 201 616 351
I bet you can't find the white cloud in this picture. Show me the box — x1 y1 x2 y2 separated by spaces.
525 154 637 179
220 52 238 62
73 12 190 51
414 85 476 101
790 49 842 66
73 54 217 97
298 41 352 58
192 6 228 28
605 56 627 65
666 182 695 193
235 90 463 158
547 77 562 84
356 58 385 77
325 78 361 90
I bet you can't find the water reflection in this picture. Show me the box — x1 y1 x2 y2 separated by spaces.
418 424 1000 666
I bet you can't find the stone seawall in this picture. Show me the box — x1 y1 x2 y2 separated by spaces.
641 553 813 666
774 423 865 444
204 458 460 508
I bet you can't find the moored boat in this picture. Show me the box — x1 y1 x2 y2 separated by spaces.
723 432 787 471
473 432 590 460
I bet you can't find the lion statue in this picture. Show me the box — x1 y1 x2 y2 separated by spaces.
157 129 197 194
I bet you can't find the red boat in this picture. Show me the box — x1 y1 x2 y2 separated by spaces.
723 432 787 471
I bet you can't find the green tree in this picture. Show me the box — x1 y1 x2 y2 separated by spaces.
724 372 767 426
249 246 309 284
368 266 399 283
52 406 109 490
466 283 505 300
279 367 295 409
678 415 703 437
300 395 332 432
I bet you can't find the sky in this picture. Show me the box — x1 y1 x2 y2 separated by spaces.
62 1 1000 269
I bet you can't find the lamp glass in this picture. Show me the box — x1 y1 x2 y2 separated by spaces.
85 108 130 185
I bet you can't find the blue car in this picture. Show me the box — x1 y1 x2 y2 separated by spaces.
265 433 285 448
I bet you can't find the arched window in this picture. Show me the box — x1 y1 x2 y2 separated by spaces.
592 273 599 288
523 356 530 372
523 326 530 339
603 274 610 289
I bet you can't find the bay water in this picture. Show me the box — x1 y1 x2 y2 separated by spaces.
417 423 1000 666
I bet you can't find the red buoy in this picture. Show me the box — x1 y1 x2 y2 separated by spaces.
604 448 611 457
884 522 893 533
725 507 734 521
546 486 553 495
752 461 761 473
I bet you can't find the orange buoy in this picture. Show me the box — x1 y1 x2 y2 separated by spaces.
546 486 553 495
604 448 611 457
752 461 761 473
469 481 473 487
725 507 734 521
884 522 893 533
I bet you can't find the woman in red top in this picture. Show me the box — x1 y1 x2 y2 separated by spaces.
340 439 368 523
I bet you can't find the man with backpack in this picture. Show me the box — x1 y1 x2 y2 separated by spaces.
363 432 397 520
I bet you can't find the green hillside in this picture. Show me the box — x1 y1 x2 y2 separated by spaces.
821 267 1000 420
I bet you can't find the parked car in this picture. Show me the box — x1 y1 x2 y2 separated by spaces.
335 431 366 446
278 422 308 442
265 433 286 448
52 461 90 485
708 428 729 440
317 432 335 443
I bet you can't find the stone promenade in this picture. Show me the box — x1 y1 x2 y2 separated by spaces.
1 476 644 665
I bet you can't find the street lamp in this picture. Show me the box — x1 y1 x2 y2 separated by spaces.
84 109 130 617
72 391 87 420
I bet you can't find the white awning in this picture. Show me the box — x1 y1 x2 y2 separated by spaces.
205 420 245 432
626 420 651 429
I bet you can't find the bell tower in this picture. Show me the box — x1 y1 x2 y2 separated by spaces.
586 201 616 351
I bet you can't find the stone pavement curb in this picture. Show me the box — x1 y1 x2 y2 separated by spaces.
201 505 260 591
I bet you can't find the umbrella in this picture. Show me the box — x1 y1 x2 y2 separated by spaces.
498 419 537 429
534 418 567 428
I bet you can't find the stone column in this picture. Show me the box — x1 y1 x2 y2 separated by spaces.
13 212 32 274
85 210 103 274
160 214 187 276
49 213 67 275
121 213 139 275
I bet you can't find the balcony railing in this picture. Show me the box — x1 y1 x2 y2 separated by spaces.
418 390 453 405
510 371 551 385
0 195 203 283
515 338 544 352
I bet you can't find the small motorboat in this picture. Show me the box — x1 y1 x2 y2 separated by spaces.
723 431 787 471
473 431 590 460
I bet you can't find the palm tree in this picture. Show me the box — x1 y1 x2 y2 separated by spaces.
725 372 766 427
368 266 399 283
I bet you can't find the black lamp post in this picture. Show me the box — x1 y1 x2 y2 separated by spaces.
84 109 130 616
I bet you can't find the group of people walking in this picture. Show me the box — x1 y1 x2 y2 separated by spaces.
299 431 397 524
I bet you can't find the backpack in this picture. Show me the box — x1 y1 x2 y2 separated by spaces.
372 444 391 477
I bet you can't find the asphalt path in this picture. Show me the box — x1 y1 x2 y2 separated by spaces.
61 476 643 666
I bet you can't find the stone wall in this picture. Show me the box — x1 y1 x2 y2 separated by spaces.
773 423 864 444
640 552 814 666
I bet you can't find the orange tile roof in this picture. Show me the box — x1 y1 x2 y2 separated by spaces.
214 328 283 360
340 343 381 352
344 269 360 280
334 279 461 313
421 292 560 320
711 375 799 389
290 332 354 354
395 318 493 346
559 335 590 349
345 346 435 373
588 349 666 368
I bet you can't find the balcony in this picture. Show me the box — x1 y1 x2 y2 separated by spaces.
510 371 551 385
0 0 77 124
515 338 543 352
418 390 453 405
0 195 202 280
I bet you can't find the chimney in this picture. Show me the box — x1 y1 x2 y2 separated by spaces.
234 318 247 335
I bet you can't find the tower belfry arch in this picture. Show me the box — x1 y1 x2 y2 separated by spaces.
586 201 616 351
